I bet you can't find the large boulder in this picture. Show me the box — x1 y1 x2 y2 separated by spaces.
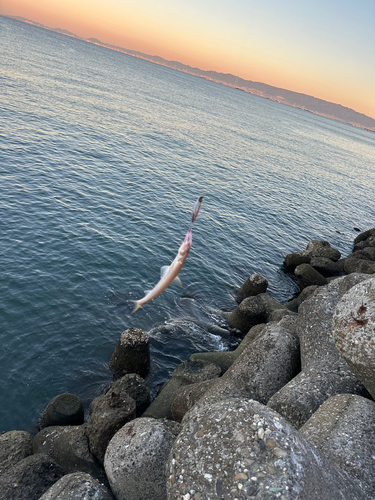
38 472 114 500
32 425 106 482
332 277 375 398
267 274 372 428
104 417 179 500
0 430 33 473
284 240 341 271
228 293 287 335
166 398 366 499
294 263 328 290
236 273 268 302
40 393 84 429
105 373 150 417
0 453 64 500
300 394 375 497
86 390 136 463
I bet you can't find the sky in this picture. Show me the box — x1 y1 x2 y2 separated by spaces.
1 0 375 119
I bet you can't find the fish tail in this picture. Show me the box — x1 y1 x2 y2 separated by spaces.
130 300 142 313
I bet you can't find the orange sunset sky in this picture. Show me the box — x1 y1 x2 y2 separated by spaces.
1 0 375 119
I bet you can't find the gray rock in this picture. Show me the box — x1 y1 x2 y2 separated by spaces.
353 227 375 247
267 274 373 428
105 373 150 417
267 361 369 429
0 453 64 500
283 251 310 270
284 240 341 271
104 417 177 500
38 472 114 500
142 377 192 419
40 393 84 429
32 425 105 483
228 293 286 335
167 398 366 499
182 324 300 410
171 358 222 382
332 277 375 398
188 324 267 374
309 257 345 277
86 390 136 463
236 273 268 302
344 252 375 274
169 378 218 423
294 263 328 289
300 394 375 497
285 285 318 312
109 328 150 378
0 430 33 474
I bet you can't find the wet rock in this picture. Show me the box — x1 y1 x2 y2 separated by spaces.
40 393 84 429
300 394 375 497
171 358 222 382
284 240 341 271
105 373 150 417
332 277 375 398
228 293 286 335
283 251 310 270
267 274 373 428
109 328 150 378
0 453 64 500
0 430 33 474
104 417 178 500
167 398 366 499
294 263 328 289
353 228 375 249
169 378 218 423
236 273 268 302
309 257 345 277
38 472 114 500
86 390 136 463
142 377 191 419
32 424 106 483
344 252 375 274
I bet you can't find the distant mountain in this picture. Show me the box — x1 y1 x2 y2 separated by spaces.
7 15 375 132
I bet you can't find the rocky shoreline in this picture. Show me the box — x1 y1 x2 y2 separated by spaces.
1 228 375 499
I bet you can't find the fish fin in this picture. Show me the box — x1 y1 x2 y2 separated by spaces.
160 265 170 278
172 276 183 287
130 300 141 313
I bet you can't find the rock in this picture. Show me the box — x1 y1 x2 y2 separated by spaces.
166 398 366 499
0 430 33 474
169 378 218 423
283 251 310 270
171 358 222 382
142 377 192 419
104 417 178 500
0 453 65 500
285 285 318 312
236 273 268 302
86 390 136 463
105 373 150 417
294 263 328 289
109 328 150 378
228 293 286 335
32 425 106 483
332 277 375 399
267 361 370 429
38 472 114 500
344 251 375 274
189 324 267 373
40 393 84 429
267 274 373 428
309 257 345 277
300 394 375 497
353 227 375 247
179 324 300 412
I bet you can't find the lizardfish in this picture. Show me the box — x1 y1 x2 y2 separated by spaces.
131 196 203 313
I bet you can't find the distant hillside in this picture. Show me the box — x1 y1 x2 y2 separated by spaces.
7 15 375 132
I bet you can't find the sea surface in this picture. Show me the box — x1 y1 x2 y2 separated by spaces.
1 16 374 434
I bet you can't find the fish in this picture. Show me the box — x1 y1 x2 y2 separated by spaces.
131 196 203 313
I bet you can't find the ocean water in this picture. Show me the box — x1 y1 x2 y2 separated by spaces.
1 16 374 434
